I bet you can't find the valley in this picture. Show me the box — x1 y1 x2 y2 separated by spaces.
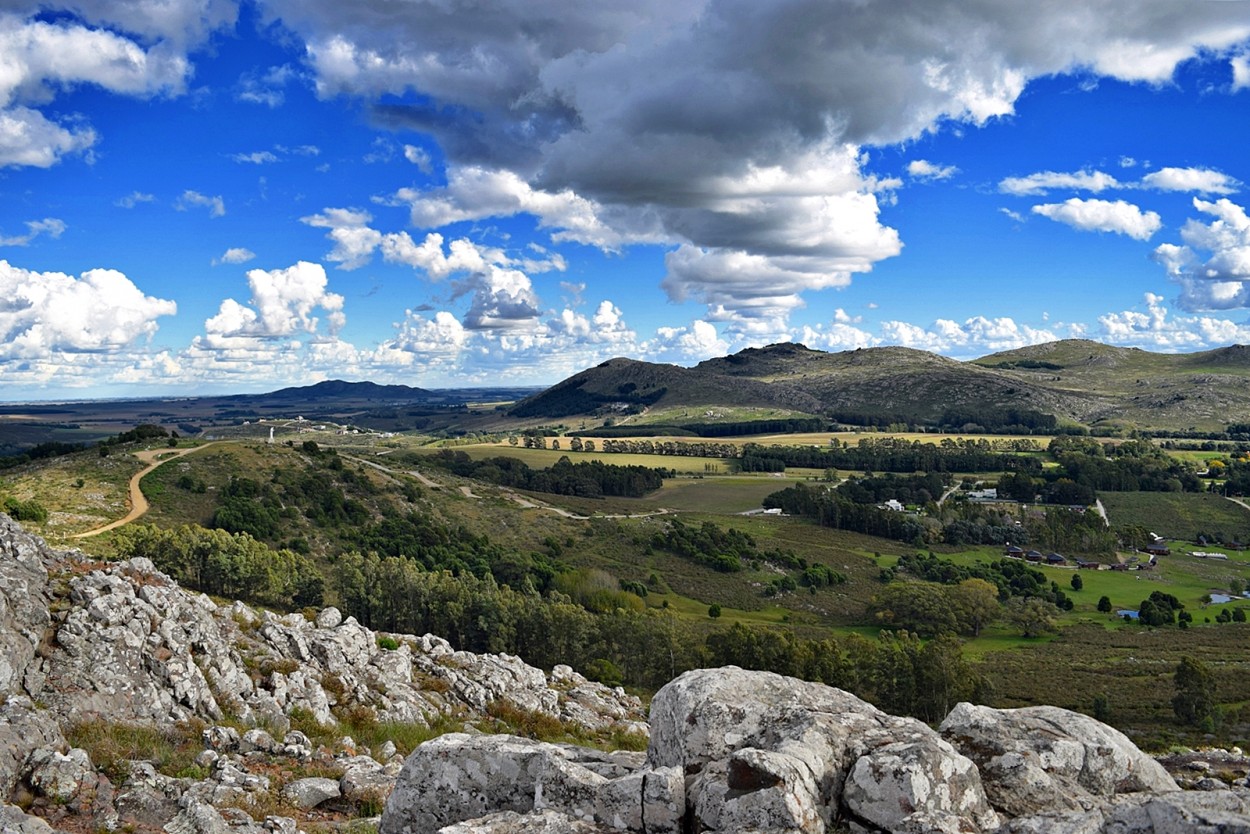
2 339 1250 754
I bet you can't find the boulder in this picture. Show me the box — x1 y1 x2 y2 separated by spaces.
281 776 340 810
940 702 1178 817
379 734 613 834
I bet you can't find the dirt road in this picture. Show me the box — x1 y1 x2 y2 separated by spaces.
72 442 220 539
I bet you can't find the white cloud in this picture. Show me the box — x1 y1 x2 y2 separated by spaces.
231 150 279 164
0 8 230 168
115 191 155 208
1140 166 1240 195
237 64 298 108
213 247 256 265
1234 54 1250 91
999 170 1121 196
0 259 176 359
202 261 345 352
300 208 383 269
176 190 225 217
387 165 653 250
879 316 1057 354
1097 293 1209 349
1154 197 1250 311
643 320 729 363
1031 198 1161 240
0 217 65 246
907 159 958 181
403 144 432 173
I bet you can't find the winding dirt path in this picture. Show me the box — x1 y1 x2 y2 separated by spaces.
72 442 221 539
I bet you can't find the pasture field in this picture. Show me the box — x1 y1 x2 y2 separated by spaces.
1100 491 1250 543
650 476 806 513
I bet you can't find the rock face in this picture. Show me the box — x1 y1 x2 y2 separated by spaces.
381 667 1250 834
0 514 646 834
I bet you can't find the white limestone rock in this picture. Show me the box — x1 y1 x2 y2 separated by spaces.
940 702 1179 818
379 734 615 834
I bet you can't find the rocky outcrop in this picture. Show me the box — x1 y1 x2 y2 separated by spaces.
939 702 1179 817
0 514 51 697
2 515 1249 834
381 667 1250 834
0 515 646 834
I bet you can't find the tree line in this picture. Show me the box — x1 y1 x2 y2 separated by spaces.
424 451 669 498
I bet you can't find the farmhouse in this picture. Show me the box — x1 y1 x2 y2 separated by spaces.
1045 552 1067 565
1144 542 1170 557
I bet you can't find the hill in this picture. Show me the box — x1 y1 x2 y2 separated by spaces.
262 378 433 401
512 340 1250 432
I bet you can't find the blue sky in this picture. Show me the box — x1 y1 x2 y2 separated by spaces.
4 1 1250 399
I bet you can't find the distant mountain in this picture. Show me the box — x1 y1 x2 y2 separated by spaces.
512 340 1250 432
260 379 433 401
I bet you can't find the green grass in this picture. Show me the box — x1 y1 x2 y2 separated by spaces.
1100 491 1250 543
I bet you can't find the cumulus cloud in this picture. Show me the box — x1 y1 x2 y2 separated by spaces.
1153 197 1250 311
0 217 66 246
1031 198 1162 240
879 316 1057 354
1096 292 1220 349
643 320 729 363
999 170 1121 196
264 0 1250 329
386 166 658 250
300 208 382 269
0 259 176 359
1140 167 1240 195
176 190 225 217
907 160 958 181
213 247 256 265
0 4 233 168
202 261 345 348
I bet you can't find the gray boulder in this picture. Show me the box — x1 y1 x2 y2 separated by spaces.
940 702 1178 817
281 776 340 810
0 514 51 697
380 734 613 834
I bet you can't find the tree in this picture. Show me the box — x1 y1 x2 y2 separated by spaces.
1004 596 1058 638
1172 656 1217 728
1070 573 1083 591
708 603 722 619
1234 607 1247 623
1097 595 1113 614
1092 692 1112 723
951 578 1001 637
869 582 960 637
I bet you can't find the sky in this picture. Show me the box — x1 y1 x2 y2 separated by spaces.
5 1 1250 400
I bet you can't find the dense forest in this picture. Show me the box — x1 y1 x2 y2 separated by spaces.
423 450 669 498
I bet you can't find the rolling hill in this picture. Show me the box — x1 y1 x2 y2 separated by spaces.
511 339 1250 432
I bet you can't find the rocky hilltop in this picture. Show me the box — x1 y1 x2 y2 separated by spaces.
1 512 1249 834
0 513 644 834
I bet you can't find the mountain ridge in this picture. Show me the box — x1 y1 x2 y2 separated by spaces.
511 339 1250 431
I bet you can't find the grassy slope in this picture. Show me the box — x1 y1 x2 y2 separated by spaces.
9 430 1250 748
